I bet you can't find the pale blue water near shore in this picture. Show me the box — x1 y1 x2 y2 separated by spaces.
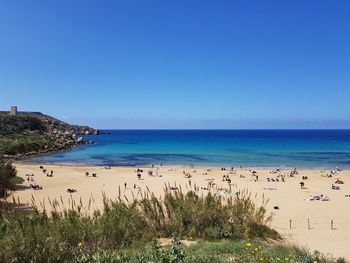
29 130 350 168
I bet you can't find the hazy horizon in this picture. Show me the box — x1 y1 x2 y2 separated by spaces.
70 116 350 129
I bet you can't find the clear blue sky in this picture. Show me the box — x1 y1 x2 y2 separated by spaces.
1 1 350 129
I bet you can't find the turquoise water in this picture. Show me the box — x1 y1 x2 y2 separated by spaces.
29 130 350 168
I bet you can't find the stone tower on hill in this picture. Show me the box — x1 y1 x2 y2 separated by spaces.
10 106 17 116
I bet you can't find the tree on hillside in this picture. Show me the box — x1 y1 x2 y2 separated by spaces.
0 158 17 198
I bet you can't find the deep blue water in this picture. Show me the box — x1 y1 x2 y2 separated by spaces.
29 130 350 168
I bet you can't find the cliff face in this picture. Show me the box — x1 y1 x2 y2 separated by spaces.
0 113 99 158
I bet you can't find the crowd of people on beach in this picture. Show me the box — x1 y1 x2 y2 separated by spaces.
25 172 43 190
21 164 350 211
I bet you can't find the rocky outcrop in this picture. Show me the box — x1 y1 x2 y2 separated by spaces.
0 113 100 159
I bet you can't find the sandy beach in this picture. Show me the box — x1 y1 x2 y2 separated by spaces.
10 163 350 260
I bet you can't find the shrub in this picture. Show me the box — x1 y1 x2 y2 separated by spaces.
0 186 279 262
0 158 17 197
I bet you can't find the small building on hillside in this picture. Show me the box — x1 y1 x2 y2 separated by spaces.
10 106 18 116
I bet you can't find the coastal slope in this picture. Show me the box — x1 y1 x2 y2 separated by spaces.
0 112 98 158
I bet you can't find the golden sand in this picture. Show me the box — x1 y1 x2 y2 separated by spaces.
10 163 350 260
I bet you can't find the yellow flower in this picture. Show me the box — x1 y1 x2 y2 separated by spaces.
255 247 259 251
285 258 289 261
78 242 82 247
313 261 318 263
276 258 281 261
246 242 251 247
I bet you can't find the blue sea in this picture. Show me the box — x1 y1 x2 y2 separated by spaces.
28 130 350 168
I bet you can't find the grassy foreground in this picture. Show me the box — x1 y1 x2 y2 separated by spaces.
1 186 274 262
75 238 346 263
0 186 346 262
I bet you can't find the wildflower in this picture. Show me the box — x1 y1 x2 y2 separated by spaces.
78 242 82 247
285 258 289 261
313 261 318 263
246 242 251 247
276 258 281 261
255 247 258 251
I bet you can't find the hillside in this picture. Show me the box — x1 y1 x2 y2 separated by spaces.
0 113 99 157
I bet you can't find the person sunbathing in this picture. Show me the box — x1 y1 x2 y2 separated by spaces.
331 184 340 190
184 173 192 178
31 184 43 190
335 179 344 184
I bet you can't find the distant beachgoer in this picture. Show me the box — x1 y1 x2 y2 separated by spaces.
124 182 127 189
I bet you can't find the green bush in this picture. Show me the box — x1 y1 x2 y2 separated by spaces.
0 158 17 197
0 187 279 262
74 239 345 263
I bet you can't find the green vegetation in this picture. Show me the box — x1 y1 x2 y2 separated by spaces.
0 132 56 156
0 113 89 157
75 238 346 263
0 187 279 262
0 115 47 135
0 115 55 156
0 158 17 197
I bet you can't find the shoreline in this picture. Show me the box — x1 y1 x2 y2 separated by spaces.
15 160 343 170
